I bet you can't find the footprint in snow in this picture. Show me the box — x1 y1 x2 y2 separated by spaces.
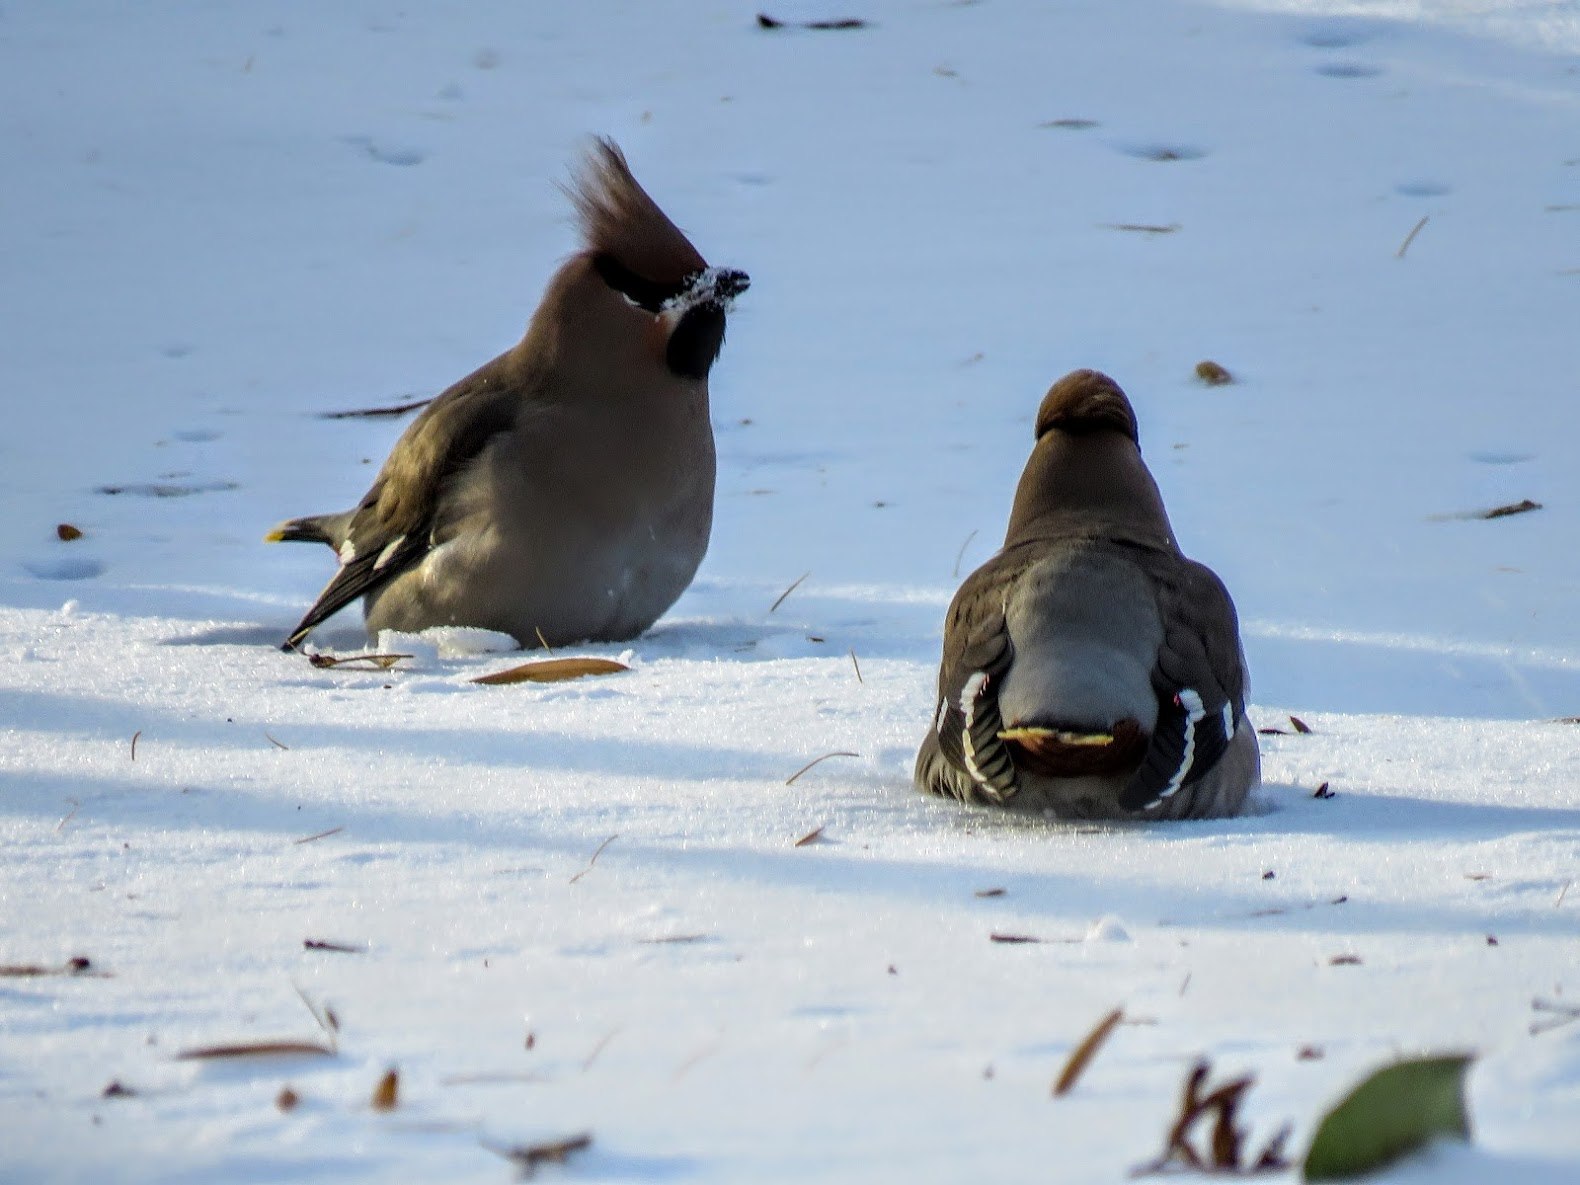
1300 26 1371 50
1118 143 1207 163
341 135 427 167
97 480 239 497
1468 450 1535 466
23 558 104 581
1314 61 1384 79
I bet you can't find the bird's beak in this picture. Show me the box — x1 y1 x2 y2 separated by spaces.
713 269 750 301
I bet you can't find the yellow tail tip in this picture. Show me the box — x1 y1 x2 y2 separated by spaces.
263 529 286 543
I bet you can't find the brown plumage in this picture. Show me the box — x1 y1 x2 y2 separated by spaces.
268 138 747 651
916 369 1258 820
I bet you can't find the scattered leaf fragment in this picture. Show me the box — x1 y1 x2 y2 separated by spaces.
1482 498 1541 520
1052 1007 1124 1097
1313 782 1335 799
989 932 1042 945
1135 1059 1291 1176
303 939 363 954
486 1133 594 1173
56 523 84 541
276 1086 300 1111
974 887 1006 898
1258 727 1289 736
1039 117 1099 130
756 12 868 29
1298 1046 1325 1061
793 826 826 848
130 730 141 761
1303 1054 1473 1181
1485 935 1499 946
1262 870 1276 880
1289 715 1313 734
370 1068 399 1111
176 1040 336 1060
101 1080 136 1098
1195 360 1233 386
1329 954 1363 966
472 656 629 685
1 957 107 978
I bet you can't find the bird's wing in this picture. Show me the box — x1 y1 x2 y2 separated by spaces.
282 365 521 650
928 549 1030 803
1120 554 1247 811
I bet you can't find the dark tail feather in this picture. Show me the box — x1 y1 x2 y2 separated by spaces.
265 516 335 546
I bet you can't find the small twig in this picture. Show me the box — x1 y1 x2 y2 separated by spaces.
1396 214 1430 259
303 939 363 954
769 570 810 614
264 731 289 751
56 799 80 833
292 826 344 845
1557 880 1572 907
848 647 863 684
293 983 341 1044
793 826 826 848
534 626 555 655
307 652 411 670
784 751 859 786
953 529 978 578
580 1027 621 1071
569 834 618 884
1052 1007 1125 1096
130 730 141 762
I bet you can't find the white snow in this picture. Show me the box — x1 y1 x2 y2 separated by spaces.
3 1 1579 1181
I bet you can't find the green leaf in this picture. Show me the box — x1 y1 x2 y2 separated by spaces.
1304 1053 1474 1181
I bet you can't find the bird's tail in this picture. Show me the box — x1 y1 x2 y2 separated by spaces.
264 514 339 546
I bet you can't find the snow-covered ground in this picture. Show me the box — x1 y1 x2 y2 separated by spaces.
2 1 1578 1181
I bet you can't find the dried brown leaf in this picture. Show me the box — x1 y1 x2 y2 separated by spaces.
793 826 826 848
176 1040 336 1060
1289 715 1313 734
276 1086 300 1111
56 523 84 541
1196 360 1234 386
1052 1007 1124 1096
1482 499 1542 519
370 1068 399 1111
471 656 629 685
